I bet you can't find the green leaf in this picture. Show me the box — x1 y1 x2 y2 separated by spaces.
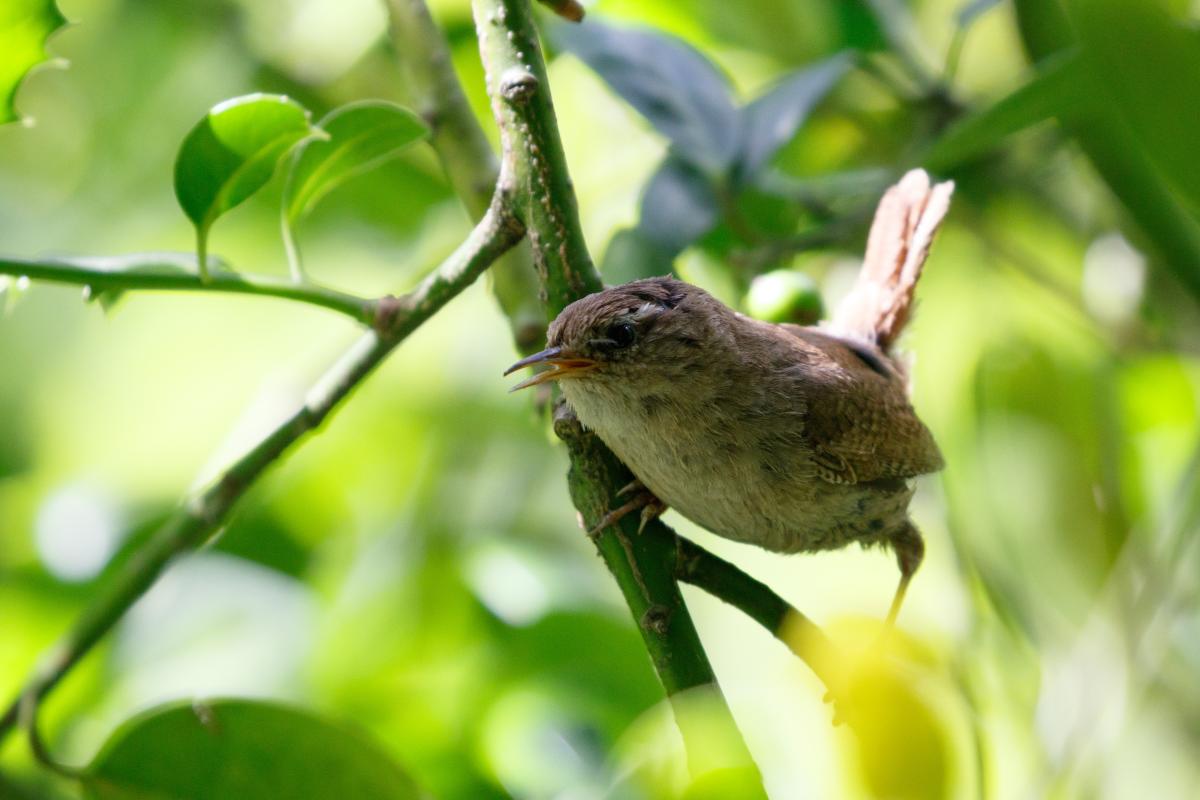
174 94 319 279
284 101 428 223
552 18 739 173
83 699 421 800
924 51 1085 171
1070 0 1200 216
0 0 66 125
735 53 851 182
281 100 428 281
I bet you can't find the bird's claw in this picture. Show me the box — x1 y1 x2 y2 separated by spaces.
587 483 667 537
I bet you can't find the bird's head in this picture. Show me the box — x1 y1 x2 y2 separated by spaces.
504 276 729 394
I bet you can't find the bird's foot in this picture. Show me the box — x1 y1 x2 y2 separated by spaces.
587 480 667 537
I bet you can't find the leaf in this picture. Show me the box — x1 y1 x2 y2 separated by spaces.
735 53 851 182
924 51 1085 171
552 18 739 173
0 0 66 125
283 101 428 224
83 699 421 800
174 94 319 278
1070 0 1200 216
638 155 721 254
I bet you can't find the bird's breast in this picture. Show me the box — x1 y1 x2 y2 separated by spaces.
560 380 901 553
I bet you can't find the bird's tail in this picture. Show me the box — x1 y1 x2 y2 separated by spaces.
830 169 954 352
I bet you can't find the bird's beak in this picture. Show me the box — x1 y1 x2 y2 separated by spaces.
504 346 597 392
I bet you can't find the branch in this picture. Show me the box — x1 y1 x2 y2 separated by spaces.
0 254 378 324
472 1 766 784
385 0 545 352
674 537 841 694
0 199 524 747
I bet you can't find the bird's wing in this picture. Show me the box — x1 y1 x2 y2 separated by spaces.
778 325 943 485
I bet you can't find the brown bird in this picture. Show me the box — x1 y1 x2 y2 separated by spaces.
506 169 953 625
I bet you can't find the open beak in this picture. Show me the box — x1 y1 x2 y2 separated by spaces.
504 346 597 392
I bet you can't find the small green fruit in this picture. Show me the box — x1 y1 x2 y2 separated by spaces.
744 269 824 325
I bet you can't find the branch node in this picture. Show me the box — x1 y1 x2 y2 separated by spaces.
373 295 407 337
641 604 673 635
551 399 583 442
500 67 539 103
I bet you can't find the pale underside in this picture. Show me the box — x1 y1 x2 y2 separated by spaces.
560 320 942 554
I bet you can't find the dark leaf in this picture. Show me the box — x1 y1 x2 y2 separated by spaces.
552 18 739 172
638 155 721 254
601 227 678 284
735 54 851 182
84 699 421 800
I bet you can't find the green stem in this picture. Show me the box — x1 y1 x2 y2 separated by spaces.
472 0 763 785
384 0 545 352
0 200 524 748
674 537 841 694
0 255 375 323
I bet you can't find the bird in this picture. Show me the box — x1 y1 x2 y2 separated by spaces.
505 169 953 626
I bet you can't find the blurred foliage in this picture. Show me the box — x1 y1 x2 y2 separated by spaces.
1 0 1199 798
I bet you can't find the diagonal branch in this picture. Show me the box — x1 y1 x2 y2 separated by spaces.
0 254 379 324
472 2 771 787
0 198 524 747
384 0 546 352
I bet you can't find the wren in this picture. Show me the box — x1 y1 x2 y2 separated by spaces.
506 170 953 625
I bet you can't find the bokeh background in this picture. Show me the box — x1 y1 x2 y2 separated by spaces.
2 0 1199 797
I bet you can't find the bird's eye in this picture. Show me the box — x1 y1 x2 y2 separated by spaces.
606 321 637 349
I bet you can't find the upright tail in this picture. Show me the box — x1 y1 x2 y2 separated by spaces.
830 169 954 353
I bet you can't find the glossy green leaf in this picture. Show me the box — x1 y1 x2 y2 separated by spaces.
1071 0 1200 216
552 18 739 173
83 699 421 800
284 101 428 224
1 0 66 125
924 51 1085 171
174 94 319 278
735 54 851 182
601 227 677 284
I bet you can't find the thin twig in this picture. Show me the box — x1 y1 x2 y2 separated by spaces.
0 255 375 323
0 199 524 748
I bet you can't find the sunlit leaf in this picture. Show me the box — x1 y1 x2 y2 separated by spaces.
924 51 1085 171
284 101 428 224
83 699 421 800
552 18 739 173
0 0 66 125
174 94 319 278
735 54 851 181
